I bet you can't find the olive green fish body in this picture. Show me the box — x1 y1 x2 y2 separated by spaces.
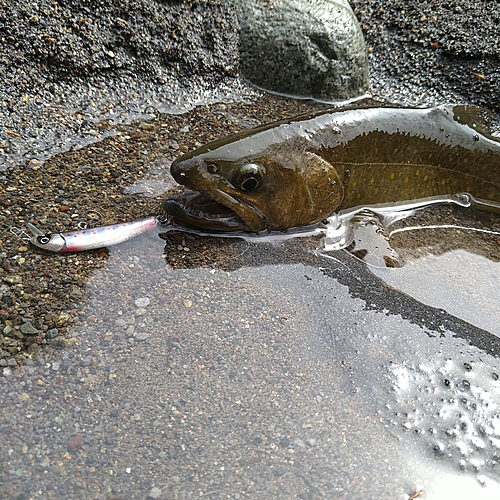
163 105 500 232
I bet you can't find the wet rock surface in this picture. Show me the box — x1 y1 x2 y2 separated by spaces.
230 0 369 99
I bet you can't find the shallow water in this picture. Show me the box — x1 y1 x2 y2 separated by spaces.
372 249 500 336
334 209 500 336
0 77 257 171
2 223 500 498
3 82 500 498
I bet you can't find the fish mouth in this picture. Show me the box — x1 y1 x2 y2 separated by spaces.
162 190 265 232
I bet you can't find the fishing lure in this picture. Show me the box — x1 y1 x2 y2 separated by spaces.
27 216 160 252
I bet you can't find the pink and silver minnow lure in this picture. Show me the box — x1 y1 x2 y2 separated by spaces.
27 216 160 252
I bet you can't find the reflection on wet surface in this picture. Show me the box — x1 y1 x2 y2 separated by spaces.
388 347 500 481
372 250 500 336
0 78 258 170
341 204 500 336
2 222 500 498
3 86 500 498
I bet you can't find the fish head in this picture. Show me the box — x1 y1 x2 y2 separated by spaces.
163 148 344 232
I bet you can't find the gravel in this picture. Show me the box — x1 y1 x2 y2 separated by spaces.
0 0 250 170
351 0 500 124
1 0 500 498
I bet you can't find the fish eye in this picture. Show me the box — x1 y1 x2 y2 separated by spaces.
37 235 51 245
235 163 265 192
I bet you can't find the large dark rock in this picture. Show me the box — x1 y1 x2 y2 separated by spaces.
229 0 369 100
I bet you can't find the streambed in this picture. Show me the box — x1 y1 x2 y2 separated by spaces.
2 96 500 499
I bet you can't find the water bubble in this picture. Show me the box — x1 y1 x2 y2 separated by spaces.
386 348 500 481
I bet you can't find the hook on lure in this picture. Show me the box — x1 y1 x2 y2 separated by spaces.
1 222 33 244
77 210 105 230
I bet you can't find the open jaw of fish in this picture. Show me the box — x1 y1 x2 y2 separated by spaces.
163 104 500 233
163 189 265 232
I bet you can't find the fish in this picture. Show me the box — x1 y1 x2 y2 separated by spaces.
27 216 159 252
162 104 500 232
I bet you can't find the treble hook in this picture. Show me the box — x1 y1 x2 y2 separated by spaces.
1 221 32 243
77 210 104 230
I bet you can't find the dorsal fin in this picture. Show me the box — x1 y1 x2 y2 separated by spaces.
453 105 493 136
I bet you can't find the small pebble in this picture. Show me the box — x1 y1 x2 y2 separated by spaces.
46 328 59 339
70 288 83 298
56 312 70 327
135 297 150 308
81 356 92 366
134 332 151 341
68 434 84 452
3 275 22 284
138 122 155 131
20 323 39 335
293 438 306 449
148 487 162 499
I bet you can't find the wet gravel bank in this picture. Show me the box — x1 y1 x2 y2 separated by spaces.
2 223 500 499
0 251 431 499
3 90 500 371
0 95 330 371
0 0 246 169
1 2 500 498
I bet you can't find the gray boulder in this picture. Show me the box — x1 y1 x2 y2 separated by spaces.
230 0 369 100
